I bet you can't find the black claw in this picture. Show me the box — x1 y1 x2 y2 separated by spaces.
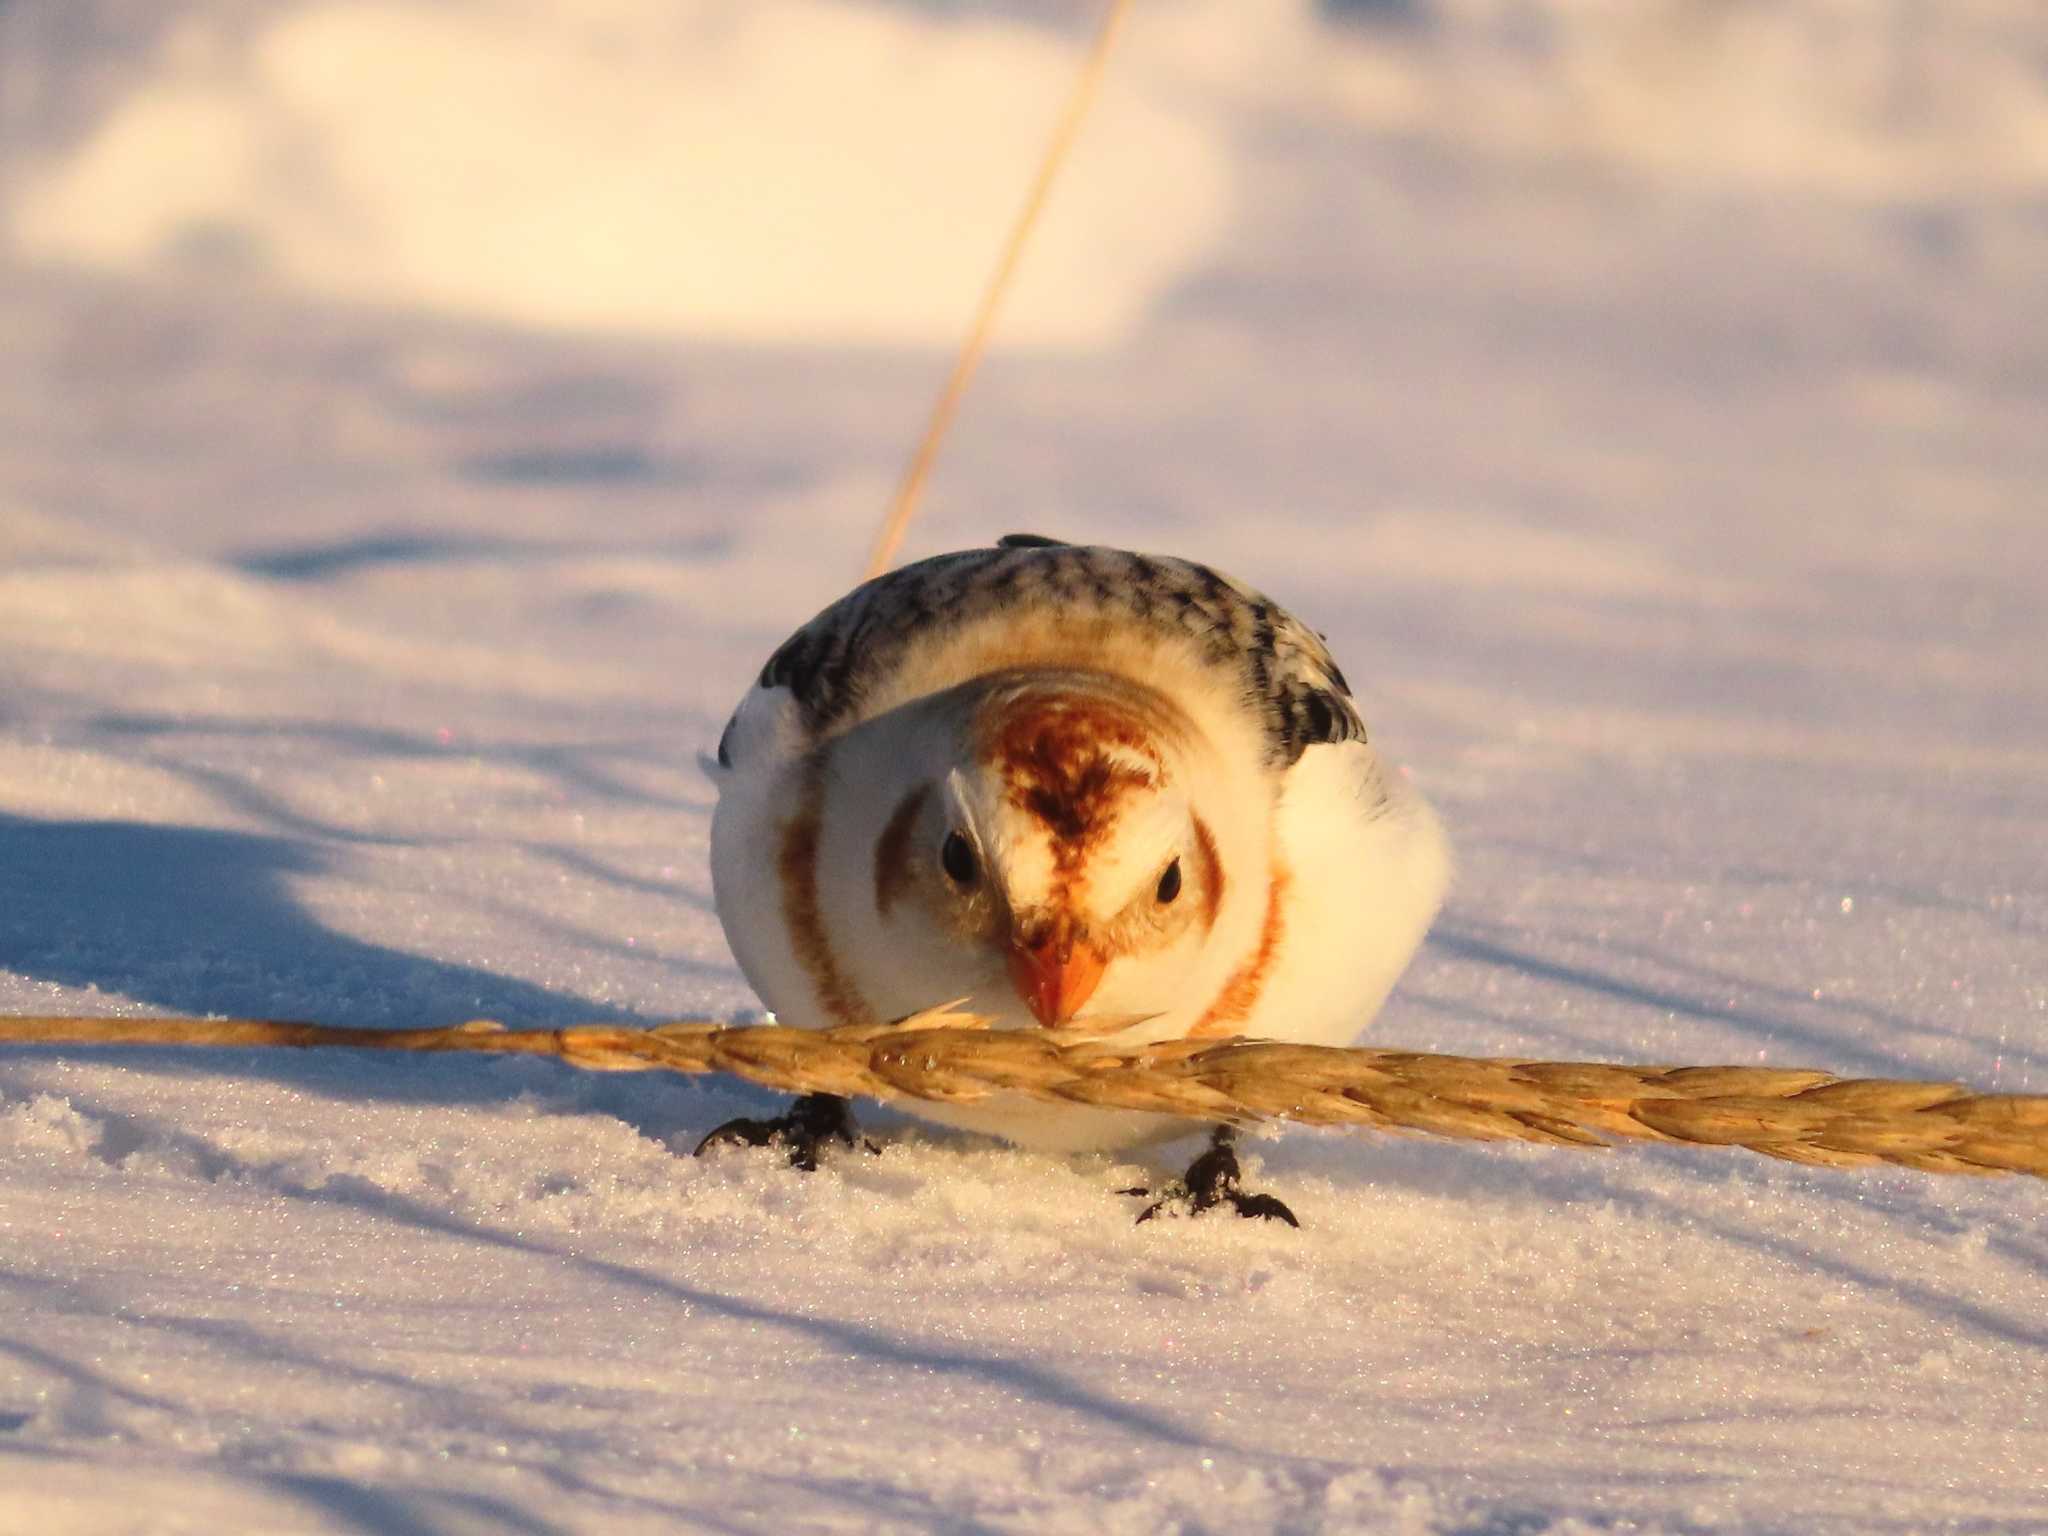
1224 1190 1301 1228
693 1093 875 1170
1128 1126 1300 1227
695 1116 782 1153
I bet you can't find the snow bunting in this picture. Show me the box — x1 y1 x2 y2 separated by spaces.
702 536 1449 1208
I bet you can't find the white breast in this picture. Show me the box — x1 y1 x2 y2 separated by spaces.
710 682 1448 1153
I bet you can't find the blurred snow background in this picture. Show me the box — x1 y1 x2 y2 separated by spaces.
1 1 2044 1531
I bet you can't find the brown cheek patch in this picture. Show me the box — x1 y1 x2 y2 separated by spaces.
778 768 872 1027
1192 861 1288 1038
873 783 931 918
1190 812 1224 936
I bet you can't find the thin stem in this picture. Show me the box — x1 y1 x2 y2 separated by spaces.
863 0 1134 581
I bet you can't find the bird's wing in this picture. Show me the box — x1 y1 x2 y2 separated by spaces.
744 540 1365 767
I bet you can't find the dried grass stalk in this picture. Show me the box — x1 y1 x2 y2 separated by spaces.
864 0 1133 578
2 1010 2043 1178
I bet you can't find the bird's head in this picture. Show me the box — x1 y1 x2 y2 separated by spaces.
860 671 1239 1030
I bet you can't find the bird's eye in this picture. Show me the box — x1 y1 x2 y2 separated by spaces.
1155 858 1182 905
941 831 978 886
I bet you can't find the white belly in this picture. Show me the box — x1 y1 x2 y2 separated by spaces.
710 725 1447 1155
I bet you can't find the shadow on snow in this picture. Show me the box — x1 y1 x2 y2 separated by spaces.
0 812 690 1109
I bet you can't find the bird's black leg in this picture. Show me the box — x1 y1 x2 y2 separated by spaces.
693 1093 875 1171
1133 1126 1300 1228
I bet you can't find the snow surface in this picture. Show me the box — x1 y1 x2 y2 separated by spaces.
2 1 2046 1531
7 0 1229 348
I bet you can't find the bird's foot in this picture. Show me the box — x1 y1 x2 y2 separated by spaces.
1129 1127 1300 1228
693 1093 877 1171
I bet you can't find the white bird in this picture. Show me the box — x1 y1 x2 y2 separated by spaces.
703 536 1449 1219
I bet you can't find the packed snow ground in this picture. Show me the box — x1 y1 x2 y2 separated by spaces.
2 2 2046 1531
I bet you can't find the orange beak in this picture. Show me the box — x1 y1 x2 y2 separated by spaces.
1006 932 1108 1028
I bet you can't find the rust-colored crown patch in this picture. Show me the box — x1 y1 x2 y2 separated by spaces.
988 698 1160 872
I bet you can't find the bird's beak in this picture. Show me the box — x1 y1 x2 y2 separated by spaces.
1006 932 1108 1028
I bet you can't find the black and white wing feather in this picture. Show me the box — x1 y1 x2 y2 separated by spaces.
731 536 1366 768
